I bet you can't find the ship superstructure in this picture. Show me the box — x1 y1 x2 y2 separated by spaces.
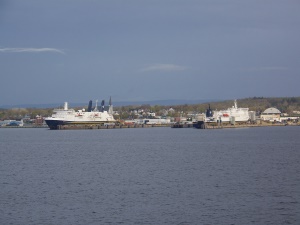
45 98 115 129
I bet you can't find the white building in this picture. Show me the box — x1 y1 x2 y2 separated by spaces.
260 108 281 121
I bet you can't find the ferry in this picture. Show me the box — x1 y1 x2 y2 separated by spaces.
206 100 250 123
45 98 115 129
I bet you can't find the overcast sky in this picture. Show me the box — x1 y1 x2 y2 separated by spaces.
1 0 299 105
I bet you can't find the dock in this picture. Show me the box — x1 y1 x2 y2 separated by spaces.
57 124 171 130
194 122 296 129
1 122 298 130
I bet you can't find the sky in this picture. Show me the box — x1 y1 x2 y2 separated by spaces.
1 0 300 106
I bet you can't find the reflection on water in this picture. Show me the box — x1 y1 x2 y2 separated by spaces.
1 126 300 224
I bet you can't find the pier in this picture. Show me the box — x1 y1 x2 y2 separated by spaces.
194 121 295 129
56 122 296 130
56 124 171 130
1 122 298 130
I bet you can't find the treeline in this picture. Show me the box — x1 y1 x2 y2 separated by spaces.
115 97 300 117
0 108 53 121
232 97 300 114
1 97 300 120
193 97 300 115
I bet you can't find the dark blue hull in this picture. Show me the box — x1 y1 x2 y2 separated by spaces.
45 119 113 129
45 120 66 130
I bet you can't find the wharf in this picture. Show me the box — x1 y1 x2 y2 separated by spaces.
194 122 299 129
205 124 286 129
57 124 171 130
171 124 194 128
1 123 298 130
0 125 48 128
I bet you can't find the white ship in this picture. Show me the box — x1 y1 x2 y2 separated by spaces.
206 100 250 123
45 98 115 129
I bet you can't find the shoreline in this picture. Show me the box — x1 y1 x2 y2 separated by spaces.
0 123 299 130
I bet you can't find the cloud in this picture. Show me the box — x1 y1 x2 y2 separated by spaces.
141 64 186 72
0 48 65 54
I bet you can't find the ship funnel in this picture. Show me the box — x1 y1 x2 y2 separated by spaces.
87 100 92 112
101 100 105 112
206 104 213 117
64 102 68 110
108 96 113 114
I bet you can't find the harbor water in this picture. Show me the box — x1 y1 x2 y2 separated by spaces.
1 126 300 224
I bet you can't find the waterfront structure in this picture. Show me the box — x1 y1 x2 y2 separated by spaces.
124 118 171 125
260 108 281 122
0 120 24 127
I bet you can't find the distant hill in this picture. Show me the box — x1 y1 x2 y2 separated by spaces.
1 97 300 120
1 97 300 115
186 97 300 115
112 99 221 106
0 99 221 109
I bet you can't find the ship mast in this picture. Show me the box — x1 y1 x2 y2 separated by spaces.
234 99 237 109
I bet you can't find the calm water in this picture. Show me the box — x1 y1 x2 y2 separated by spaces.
1 126 300 225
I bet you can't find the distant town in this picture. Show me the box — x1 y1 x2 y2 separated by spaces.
1 97 299 128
